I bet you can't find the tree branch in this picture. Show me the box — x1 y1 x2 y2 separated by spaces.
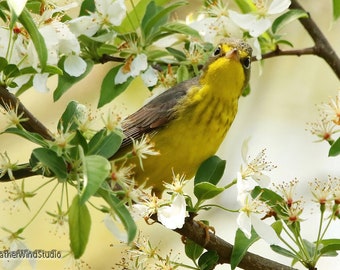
254 47 316 61
157 216 296 270
290 0 340 79
0 85 54 141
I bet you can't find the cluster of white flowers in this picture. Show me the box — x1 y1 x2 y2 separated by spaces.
2 0 129 93
307 90 340 143
188 0 291 60
2 0 293 96
236 139 279 244
132 173 188 230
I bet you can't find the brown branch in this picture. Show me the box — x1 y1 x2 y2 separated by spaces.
0 85 54 141
290 0 340 79
153 215 296 270
252 47 316 62
99 54 125 64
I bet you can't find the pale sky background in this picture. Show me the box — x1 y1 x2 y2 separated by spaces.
0 1 339 269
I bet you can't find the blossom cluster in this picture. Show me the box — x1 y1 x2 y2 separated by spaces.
1 0 294 99
307 90 340 144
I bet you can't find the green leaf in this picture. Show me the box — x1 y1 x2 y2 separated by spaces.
80 155 111 204
251 186 286 217
160 22 200 38
97 44 119 56
194 156 226 185
302 239 315 258
119 0 169 33
176 65 189 83
31 148 67 180
4 127 48 147
0 57 8 72
166 47 187 61
198 250 219 270
142 1 187 44
69 130 89 159
25 1 42 14
333 0 340 20
146 49 169 61
19 9 47 69
231 228 259 269
54 59 94 101
87 130 122 158
98 187 137 243
271 245 296 258
329 137 340 156
42 65 63 75
141 1 163 40
97 65 133 108
275 39 294 48
234 0 256 13
242 84 251 97
3 64 20 78
271 220 283 236
272 9 308 34
120 0 169 32
69 195 91 259
194 182 225 201
319 239 340 256
185 239 204 261
58 101 79 132
79 0 95 16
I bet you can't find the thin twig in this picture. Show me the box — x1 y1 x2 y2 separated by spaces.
253 47 316 61
0 85 54 141
290 0 340 79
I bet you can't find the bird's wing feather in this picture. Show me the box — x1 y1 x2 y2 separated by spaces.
120 77 200 148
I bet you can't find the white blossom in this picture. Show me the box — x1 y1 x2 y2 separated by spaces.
140 66 158 87
229 0 291 38
237 193 279 244
158 194 187 229
64 55 87 77
7 0 27 16
115 54 148 85
103 214 128 243
33 73 49 93
69 0 126 37
1 233 36 270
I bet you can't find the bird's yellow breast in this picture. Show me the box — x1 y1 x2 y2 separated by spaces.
131 57 245 195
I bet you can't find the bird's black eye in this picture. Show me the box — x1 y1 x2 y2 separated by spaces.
242 56 251 69
213 46 221 56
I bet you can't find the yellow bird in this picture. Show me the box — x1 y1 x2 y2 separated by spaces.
115 38 252 196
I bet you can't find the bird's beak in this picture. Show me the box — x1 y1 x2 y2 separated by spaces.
225 48 239 61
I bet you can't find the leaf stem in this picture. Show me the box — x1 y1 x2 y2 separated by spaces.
23 181 59 230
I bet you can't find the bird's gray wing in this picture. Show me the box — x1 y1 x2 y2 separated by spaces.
119 77 200 149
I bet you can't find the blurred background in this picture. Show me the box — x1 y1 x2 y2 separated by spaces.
0 0 339 269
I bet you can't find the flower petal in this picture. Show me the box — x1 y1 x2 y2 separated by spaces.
141 66 158 87
229 11 257 31
251 215 280 245
249 18 271 37
64 55 87 77
107 0 127 26
237 212 252 238
33 73 50 93
103 214 128 243
115 66 131 84
8 0 27 16
69 16 100 37
268 0 291 15
130 54 148 76
158 194 187 229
